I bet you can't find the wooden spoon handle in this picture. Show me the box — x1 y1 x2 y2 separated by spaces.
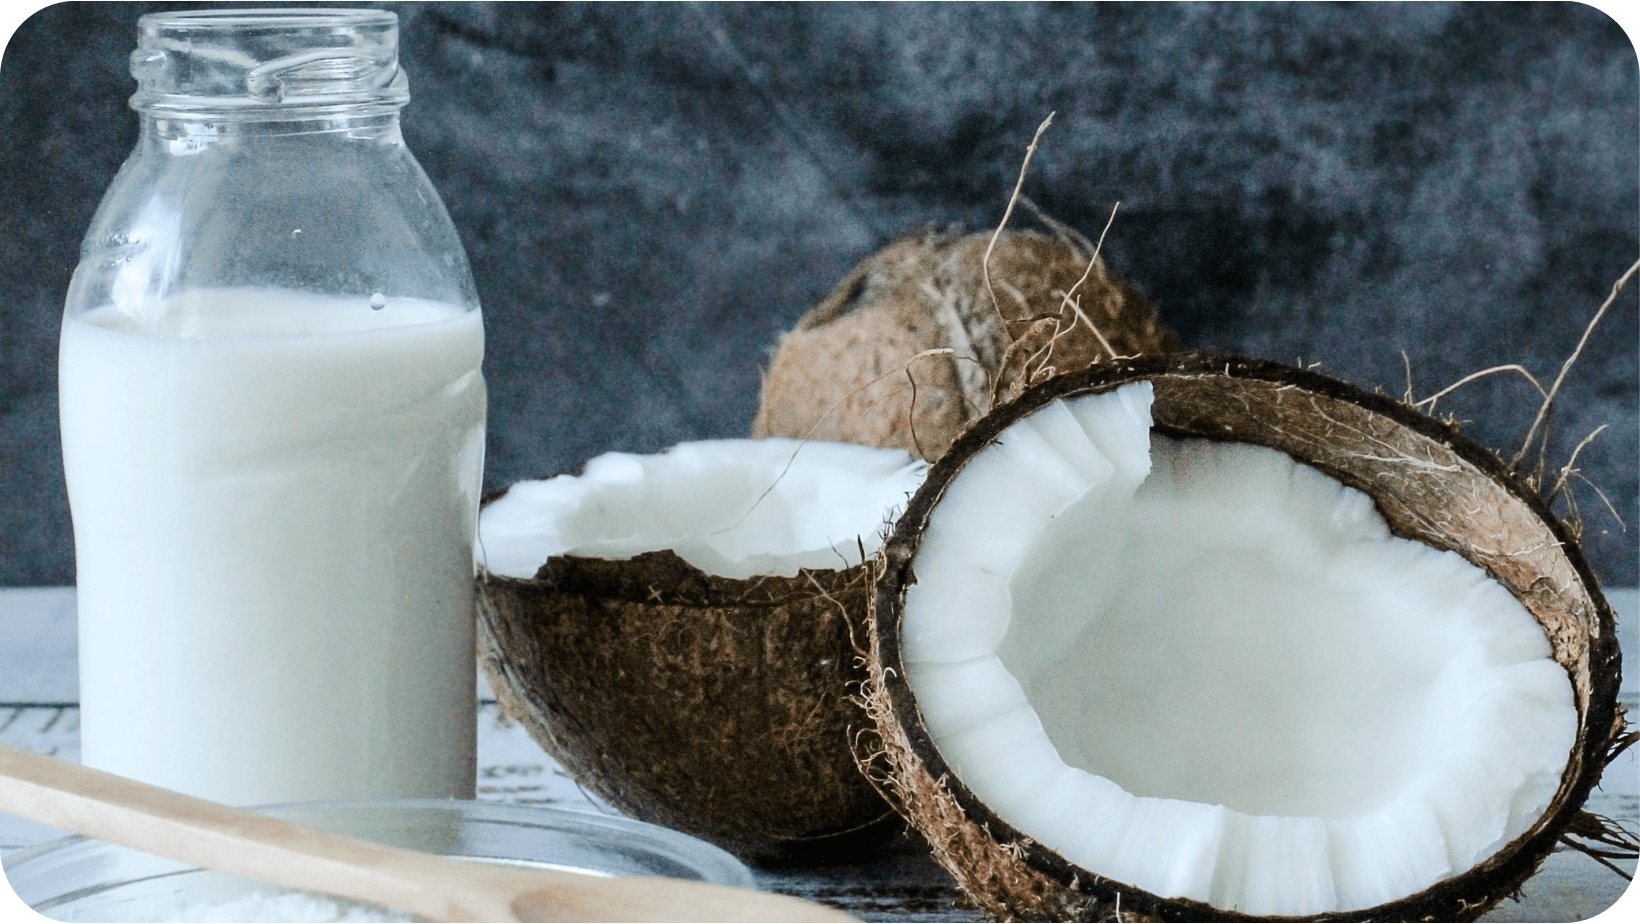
0 744 856 922
0 742 485 919
509 877 861 923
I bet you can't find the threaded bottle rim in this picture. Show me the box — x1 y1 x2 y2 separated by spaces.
130 9 409 118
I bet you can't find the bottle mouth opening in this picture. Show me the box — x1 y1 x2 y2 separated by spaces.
130 8 408 117
138 8 398 29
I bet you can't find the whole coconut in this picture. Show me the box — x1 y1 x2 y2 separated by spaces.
752 226 1178 461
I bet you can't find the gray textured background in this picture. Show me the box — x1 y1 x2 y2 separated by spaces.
2 2 1636 587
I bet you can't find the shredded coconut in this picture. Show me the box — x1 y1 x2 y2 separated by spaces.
147 891 416 923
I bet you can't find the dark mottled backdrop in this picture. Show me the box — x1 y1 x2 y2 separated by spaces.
2 2 1636 586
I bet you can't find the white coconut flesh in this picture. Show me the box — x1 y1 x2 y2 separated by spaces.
900 382 1577 916
479 438 927 580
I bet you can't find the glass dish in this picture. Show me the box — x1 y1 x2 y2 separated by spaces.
2 799 755 922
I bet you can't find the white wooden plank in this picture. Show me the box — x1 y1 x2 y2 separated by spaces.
0 588 76 703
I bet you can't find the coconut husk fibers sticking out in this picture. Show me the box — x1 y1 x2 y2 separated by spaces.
479 549 898 865
862 352 1624 922
752 226 1179 461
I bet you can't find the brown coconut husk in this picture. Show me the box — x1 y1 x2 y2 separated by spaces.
751 223 1178 462
860 352 1624 922
478 545 900 865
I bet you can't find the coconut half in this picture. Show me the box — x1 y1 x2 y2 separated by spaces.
863 353 1622 921
477 438 926 863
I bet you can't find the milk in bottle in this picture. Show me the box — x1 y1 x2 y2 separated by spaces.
60 10 484 804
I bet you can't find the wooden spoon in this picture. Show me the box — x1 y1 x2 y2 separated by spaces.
0 743 856 922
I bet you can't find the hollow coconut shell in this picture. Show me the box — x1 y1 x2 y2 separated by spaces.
475 440 926 864
861 352 1626 921
752 226 1179 462
479 555 895 864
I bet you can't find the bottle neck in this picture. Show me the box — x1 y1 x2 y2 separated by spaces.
139 110 404 153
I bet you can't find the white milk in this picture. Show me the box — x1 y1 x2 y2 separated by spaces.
59 287 485 805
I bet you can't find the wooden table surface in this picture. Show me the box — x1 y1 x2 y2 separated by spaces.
2 587 1635 922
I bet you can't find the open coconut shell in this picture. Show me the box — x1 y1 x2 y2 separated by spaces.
474 436 926 865
752 226 1179 462
478 558 905 866
862 352 1624 921
479 549 898 865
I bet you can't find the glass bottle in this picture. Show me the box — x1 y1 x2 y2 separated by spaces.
59 9 484 804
